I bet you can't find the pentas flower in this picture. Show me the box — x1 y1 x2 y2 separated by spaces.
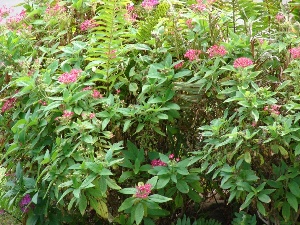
92 90 103 98
184 49 201 61
275 13 284 23
6 10 26 27
186 19 193 29
233 57 253 68
289 47 300 59
82 86 92 91
19 194 34 213
106 50 117 59
174 61 184 69
151 159 167 167
62 110 74 118
0 5 12 21
1 97 16 113
169 154 174 159
141 0 159 10
125 3 137 22
45 3 66 16
135 183 152 198
80 19 97 31
89 113 96 119
58 69 81 84
207 45 227 58
264 105 281 115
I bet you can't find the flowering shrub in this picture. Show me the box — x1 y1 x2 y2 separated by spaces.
1 0 300 224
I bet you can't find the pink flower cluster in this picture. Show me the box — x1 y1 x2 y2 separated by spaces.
45 3 66 16
1 97 16 113
6 9 26 25
169 154 180 162
186 19 193 29
38 100 47 106
0 5 11 22
233 57 253 68
184 49 201 61
125 3 138 22
80 19 97 31
275 13 284 23
106 50 117 59
92 89 103 98
207 45 227 58
174 61 184 69
62 110 74 118
141 0 159 10
58 69 81 84
135 183 152 198
19 194 34 213
151 159 167 167
191 0 207 12
289 47 300 59
264 105 281 115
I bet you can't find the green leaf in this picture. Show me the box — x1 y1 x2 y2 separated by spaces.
148 194 172 203
16 162 22 179
102 118 110 130
176 180 189 193
80 174 96 189
251 109 259 122
83 135 94 144
295 144 300 156
147 176 158 188
258 193 271 203
257 201 266 216
287 192 298 212
288 181 300 198
119 188 136 195
129 83 138 95
282 201 290 222
244 151 251 164
118 197 135 212
135 203 144 225
90 198 108 219
157 176 170 189
79 193 87 215
240 192 255 210
123 120 132 132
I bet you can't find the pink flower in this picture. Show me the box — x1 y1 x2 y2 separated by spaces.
116 89 121 94
176 158 180 162
80 19 97 31
141 0 159 10
19 194 34 213
89 113 95 119
186 19 193 29
169 154 174 159
174 61 184 69
0 5 12 21
0 209 5 215
289 47 300 59
184 49 201 61
45 3 66 16
251 121 257 127
264 105 281 115
151 159 167 167
135 183 152 198
275 13 284 23
107 50 117 59
1 97 16 113
6 10 26 26
58 69 81 84
191 0 206 12
233 57 253 68
82 86 92 91
92 90 102 98
207 45 227 58
62 110 74 118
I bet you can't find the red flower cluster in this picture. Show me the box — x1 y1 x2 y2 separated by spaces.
80 19 97 31
1 97 16 113
141 0 159 10
233 57 253 68
289 47 300 59
58 69 81 84
207 45 227 58
264 105 281 115
174 61 184 69
135 183 152 198
151 159 167 167
184 49 201 61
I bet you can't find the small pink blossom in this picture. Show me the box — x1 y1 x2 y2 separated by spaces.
58 69 81 84
151 159 167 167
80 19 97 31
125 3 137 22
116 89 121 94
141 0 159 10
289 47 300 59
89 113 95 119
135 183 152 198
107 50 117 59
169 154 174 159
19 194 34 213
264 105 281 115
174 61 184 69
176 158 180 162
0 5 12 22
92 90 102 98
207 45 227 58
233 57 253 68
191 0 206 12
251 121 257 127
82 86 92 91
6 9 26 27
62 110 74 118
45 3 66 16
275 13 284 23
186 19 193 29
184 49 201 61
0 209 5 215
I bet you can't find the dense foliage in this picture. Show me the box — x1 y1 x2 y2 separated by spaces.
1 0 300 224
